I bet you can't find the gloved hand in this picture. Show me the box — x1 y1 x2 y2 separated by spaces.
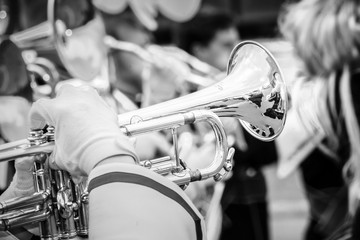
141 46 190 107
0 157 34 201
29 84 139 178
0 157 40 237
0 96 31 141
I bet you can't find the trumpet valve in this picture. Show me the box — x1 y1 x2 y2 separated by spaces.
213 147 235 182
213 173 223 182
224 162 233 172
33 153 48 164
28 129 47 146
224 147 235 172
45 126 55 141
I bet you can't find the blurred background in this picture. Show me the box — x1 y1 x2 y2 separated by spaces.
154 0 287 42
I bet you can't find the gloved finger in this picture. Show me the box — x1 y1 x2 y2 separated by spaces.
29 98 56 130
48 148 86 180
48 155 85 184
48 147 61 171
12 157 36 187
14 156 34 172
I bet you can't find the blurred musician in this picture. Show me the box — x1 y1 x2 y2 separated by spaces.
277 0 360 239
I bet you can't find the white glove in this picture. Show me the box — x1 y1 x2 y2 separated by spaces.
0 157 40 236
29 84 139 178
0 157 34 201
0 96 31 141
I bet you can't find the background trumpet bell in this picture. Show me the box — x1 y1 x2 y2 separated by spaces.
10 0 107 82
118 41 288 141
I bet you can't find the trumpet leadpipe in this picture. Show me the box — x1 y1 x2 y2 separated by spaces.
0 142 54 163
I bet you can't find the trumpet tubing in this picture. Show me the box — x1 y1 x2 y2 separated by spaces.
10 21 54 50
105 36 219 88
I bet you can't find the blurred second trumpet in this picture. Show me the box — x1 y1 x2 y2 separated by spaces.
105 35 221 89
9 0 107 97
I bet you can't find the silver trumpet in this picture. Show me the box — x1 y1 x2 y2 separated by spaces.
0 41 288 239
117 41 288 141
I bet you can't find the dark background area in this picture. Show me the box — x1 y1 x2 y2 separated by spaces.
154 0 291 44
200 0 287 38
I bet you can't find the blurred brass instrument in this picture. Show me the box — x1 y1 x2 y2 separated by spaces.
0 41 288 238
105 35 221 89
9 0 107 98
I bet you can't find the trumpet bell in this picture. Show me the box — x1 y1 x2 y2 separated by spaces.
118 41 288 141
226 41 287 141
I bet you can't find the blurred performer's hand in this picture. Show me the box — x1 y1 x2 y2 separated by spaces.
0 157 40 237
0 157 34 201
142 47 191 107
0 96 31 141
